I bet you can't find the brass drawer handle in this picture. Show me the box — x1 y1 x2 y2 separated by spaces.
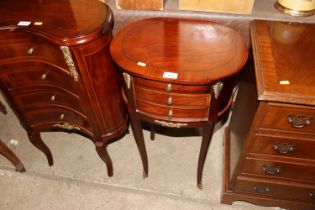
310 192 315 200
273 142 296 154
27 48 34 55
253 185 270 194
52 123 80 131
165 83 172 92
261 164 281 175
288 115 313 128
167 97 173 106
50 95 56 101
40 73 47 80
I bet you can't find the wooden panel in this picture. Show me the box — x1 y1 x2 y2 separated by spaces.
250 135 315 160
110 18 248 85
116 0 163 10
242 158 315 182
251 20 315 105
235 177 315 202
179 0 254 14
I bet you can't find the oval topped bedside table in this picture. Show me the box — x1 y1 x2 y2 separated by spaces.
110 18 248 188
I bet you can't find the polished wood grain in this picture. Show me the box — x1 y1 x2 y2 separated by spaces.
111 18 248 84
0 0 112 46
0 0 128 176
222 20 315 210
252 21 315 105
111 18 248 188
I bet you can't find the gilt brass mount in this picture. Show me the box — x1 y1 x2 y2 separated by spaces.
60 46 79 82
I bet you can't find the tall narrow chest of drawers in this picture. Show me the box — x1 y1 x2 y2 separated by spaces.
222 20 315 210
0 0 128 175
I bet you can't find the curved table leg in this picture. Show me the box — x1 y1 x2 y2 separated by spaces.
0 139 25 172
27 130 53 166
0 101 7 114
95 143 113 177
130 114 148 178
197 121 215 189
150 124 155 141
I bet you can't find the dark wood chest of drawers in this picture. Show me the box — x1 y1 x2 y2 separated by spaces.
222 20 315 210
0 0 128 175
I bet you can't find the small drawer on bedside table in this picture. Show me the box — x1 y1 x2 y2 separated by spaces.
0 31 67 68
136 100 209 122
12 87 83 114
134 85 211 106
24 107 91 132
260 104 315 134
133 77 211 93
0 62 77 91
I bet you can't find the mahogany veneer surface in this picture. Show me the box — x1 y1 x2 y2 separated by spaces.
0 0 128 176
222 20 315 210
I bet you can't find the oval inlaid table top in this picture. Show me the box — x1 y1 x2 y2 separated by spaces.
110 18 248 85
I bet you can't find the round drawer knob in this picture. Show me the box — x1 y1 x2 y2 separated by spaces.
50 95 56 101
59 114 65 120
309 192 315 200
27 48 34 55
168 110 173 120
165 83 172 92
40 73 47 80
167 97 173 106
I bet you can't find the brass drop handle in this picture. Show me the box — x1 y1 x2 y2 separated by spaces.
27 48 34 55
40 73 47 80
167 97 173 106
261 165 281 175
309 192 315 200
253 185 270 193
288 115 313 128
50 95 56 101
165 83 172 92
273 142 296 154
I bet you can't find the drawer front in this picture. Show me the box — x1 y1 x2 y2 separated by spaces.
242 158 315 182
133 77 211 93
136 100 208 122
250 135 315 160
135 85 211 107
261 104 315 134
23 107 91 133
235 177 315 202
0 62 77 92
0 31 67 68
12 87 83 114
